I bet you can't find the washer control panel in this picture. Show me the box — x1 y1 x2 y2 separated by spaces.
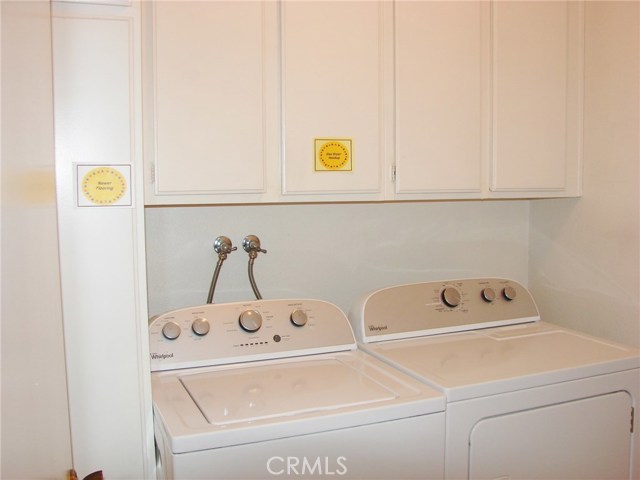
349 278 540 343
149 299 356 371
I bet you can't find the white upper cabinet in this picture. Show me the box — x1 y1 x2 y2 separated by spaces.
489 1 583 197
394 1 487 198
281 1 387 199
143 0 583 205
143 1 279 204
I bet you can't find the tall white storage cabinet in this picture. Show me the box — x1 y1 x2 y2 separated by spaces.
52 1 154 478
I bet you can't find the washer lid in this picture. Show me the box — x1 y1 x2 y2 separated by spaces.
365 322 640 402
152 350 444 453
181 357 396 425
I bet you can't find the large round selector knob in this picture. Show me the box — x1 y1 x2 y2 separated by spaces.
162 321 181 340
290 309 308 327
191 317 210 336
481 287 496 303
502 286 517 301
239 309 262 332
441 286 461 308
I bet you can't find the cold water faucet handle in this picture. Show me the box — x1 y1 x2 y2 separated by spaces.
242 235 267 257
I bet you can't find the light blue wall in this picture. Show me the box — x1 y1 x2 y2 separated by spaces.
529 2 640 347
145 200 529 317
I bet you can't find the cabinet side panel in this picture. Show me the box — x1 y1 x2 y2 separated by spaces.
153 1 265 194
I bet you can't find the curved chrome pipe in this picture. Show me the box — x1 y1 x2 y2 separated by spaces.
243 235 267 300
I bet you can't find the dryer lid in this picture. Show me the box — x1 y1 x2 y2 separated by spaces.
365 321 640 401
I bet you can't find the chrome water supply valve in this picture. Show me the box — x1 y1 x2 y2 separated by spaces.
206 236 237 304
242 235 266 300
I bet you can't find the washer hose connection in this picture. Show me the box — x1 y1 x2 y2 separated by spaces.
207 236 236 304
242 235 267 300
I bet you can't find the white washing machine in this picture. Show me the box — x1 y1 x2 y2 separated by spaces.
349 278 640 479
149 298 446 479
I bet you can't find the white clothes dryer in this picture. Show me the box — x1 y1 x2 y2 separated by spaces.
349 278 640 480
149 298 445 479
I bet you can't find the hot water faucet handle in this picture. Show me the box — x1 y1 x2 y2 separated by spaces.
214 236 237 258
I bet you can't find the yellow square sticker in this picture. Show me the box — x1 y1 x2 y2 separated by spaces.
314 138 352 171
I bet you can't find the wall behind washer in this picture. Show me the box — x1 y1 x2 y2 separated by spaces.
529 1 640 347
145 201 529 317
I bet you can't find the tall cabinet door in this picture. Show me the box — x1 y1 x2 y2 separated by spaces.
490 1 583 195
147 1 269 198
394 2 487 197
281 1 386 198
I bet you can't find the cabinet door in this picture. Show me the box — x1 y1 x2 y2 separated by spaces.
281 1 385 197
490 1 583 195
394 2 486 197
148 1 267 198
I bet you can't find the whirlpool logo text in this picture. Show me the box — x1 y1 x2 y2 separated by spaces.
266 456 348 476
150 352 174 360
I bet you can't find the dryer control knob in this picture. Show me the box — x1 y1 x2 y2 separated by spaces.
481 287 496 303
441 287 461 308
162 321 181 340
290 309 308 327
502 286 517 301
192 317 210 336
239 309 263 332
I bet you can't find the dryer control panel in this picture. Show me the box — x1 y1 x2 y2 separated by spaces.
349 278 540 343
149 299 356 371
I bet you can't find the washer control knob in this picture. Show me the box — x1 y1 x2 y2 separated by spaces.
441 287 461 308
239 309 262 332
481 287 496 303
290 309 308 327
192 317 210 336
502 286 517 301
162 321 181 340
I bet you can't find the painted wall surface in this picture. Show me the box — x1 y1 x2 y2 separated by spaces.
145 201 529 318
1 1 73 478
529 1 640 347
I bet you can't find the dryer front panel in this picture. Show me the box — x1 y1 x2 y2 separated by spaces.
469 391 632 480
